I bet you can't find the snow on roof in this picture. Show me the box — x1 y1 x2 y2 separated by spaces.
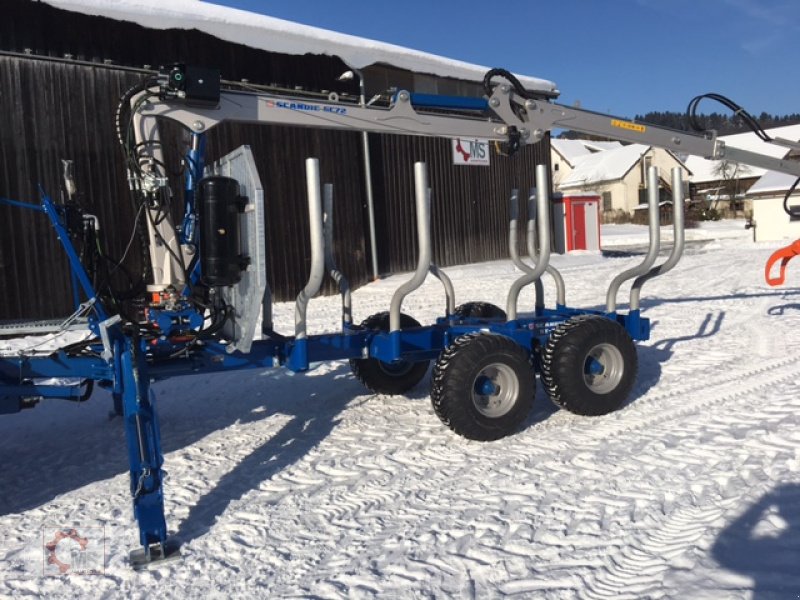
558 144 650 189
551 139 590 166
582 140 623 152
42 0 558 94
551 139 627 167
746 169 800 196
686 124 800 184
552 191 601 199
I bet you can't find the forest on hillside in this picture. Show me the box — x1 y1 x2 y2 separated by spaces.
560 111 800 139
634 111 800 134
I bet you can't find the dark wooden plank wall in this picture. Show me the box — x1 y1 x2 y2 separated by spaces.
0 57 143 319
0 55 370 319
0 0 551 320
369 135 549 274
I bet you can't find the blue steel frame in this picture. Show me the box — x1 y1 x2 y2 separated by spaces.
0 141 650 565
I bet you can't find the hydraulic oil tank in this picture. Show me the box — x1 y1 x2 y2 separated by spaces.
197 175 243 286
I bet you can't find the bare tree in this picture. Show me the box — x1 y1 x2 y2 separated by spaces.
712 160 751 216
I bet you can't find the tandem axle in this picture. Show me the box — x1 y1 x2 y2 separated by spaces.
4 64 797 567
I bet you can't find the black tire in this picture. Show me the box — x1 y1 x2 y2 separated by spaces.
431 332 534 441
540 315 637 416
349 312 430 394
453 301 507 321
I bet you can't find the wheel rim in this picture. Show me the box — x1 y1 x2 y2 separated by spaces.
377 360 414 377
471 363 519 418
583 343 625 394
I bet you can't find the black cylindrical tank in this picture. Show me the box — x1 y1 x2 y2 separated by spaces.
197 176 243 286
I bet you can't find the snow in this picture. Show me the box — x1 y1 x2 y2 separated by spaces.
552 140 626 170
582 140 623 153
551 139 591 166
684 124 800 184
41 0 558 95
559 144 650 188
748 169 800 195
2 220 800 598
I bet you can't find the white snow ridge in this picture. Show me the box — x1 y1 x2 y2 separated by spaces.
1 221 799 598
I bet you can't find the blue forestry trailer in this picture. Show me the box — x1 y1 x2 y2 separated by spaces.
2 65 799 568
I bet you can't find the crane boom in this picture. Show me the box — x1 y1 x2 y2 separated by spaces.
127 65 800 292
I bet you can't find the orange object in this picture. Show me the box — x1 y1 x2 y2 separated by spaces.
765 239 800 286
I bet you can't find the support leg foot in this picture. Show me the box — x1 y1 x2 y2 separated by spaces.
130 539 181 570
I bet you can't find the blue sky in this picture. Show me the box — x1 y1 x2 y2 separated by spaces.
210 0 798 119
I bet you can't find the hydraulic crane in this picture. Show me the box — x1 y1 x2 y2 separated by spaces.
2 64 799 567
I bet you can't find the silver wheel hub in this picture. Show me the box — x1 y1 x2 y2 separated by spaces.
471 363 519 418
583 343 625 394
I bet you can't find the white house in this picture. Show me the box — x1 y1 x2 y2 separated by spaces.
684 124 800 213
746 170 800 243
556 144 690 216
550 138 622 186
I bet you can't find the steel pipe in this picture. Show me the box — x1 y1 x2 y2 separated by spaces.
527 189 566 308
295 158 326 339
629 167 686 309
506 165 552 320
323 182 353 326
389 162 432 332
606 165 662 313
508 189 544 310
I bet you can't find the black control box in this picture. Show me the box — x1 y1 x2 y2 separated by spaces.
159 64 220 107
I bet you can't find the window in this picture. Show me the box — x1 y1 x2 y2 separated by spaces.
602 191 613 212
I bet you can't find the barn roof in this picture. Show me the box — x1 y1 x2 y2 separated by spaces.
43 0 559 95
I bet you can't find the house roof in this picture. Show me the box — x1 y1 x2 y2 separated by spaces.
42 0 558 95
558 144 651 189
551 139 591 166
582 140 623 152
747 170 800 196
685 124 800 184
551 139 626 168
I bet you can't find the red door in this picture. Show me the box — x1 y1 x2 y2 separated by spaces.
570 202 586 250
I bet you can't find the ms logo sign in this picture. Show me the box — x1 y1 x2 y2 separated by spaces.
452 138 490 166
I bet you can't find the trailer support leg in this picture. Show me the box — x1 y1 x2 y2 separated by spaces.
118 336 179 569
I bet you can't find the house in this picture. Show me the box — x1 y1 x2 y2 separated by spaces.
745 170 800 242
555 144 690 217
684 124 800 216
550 138 622 186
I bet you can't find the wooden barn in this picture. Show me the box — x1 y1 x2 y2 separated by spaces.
0 0 557 320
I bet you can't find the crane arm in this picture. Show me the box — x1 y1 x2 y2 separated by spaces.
125 65 800 292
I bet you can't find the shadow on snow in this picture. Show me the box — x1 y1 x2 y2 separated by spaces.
712 483 800 599
0 363 361 526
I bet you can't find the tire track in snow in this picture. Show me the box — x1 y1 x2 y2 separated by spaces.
577 378 800 599
182 296 800 598
542 352 800 450
582 501 737 599
237 347 800 597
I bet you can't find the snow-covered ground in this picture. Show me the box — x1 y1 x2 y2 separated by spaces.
2 220 799 598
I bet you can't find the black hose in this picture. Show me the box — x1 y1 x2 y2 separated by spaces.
482 68 536 100
115 76 159 150
686 93 772 141
783 176 800 217
197 300 231 339
65 379 94 403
